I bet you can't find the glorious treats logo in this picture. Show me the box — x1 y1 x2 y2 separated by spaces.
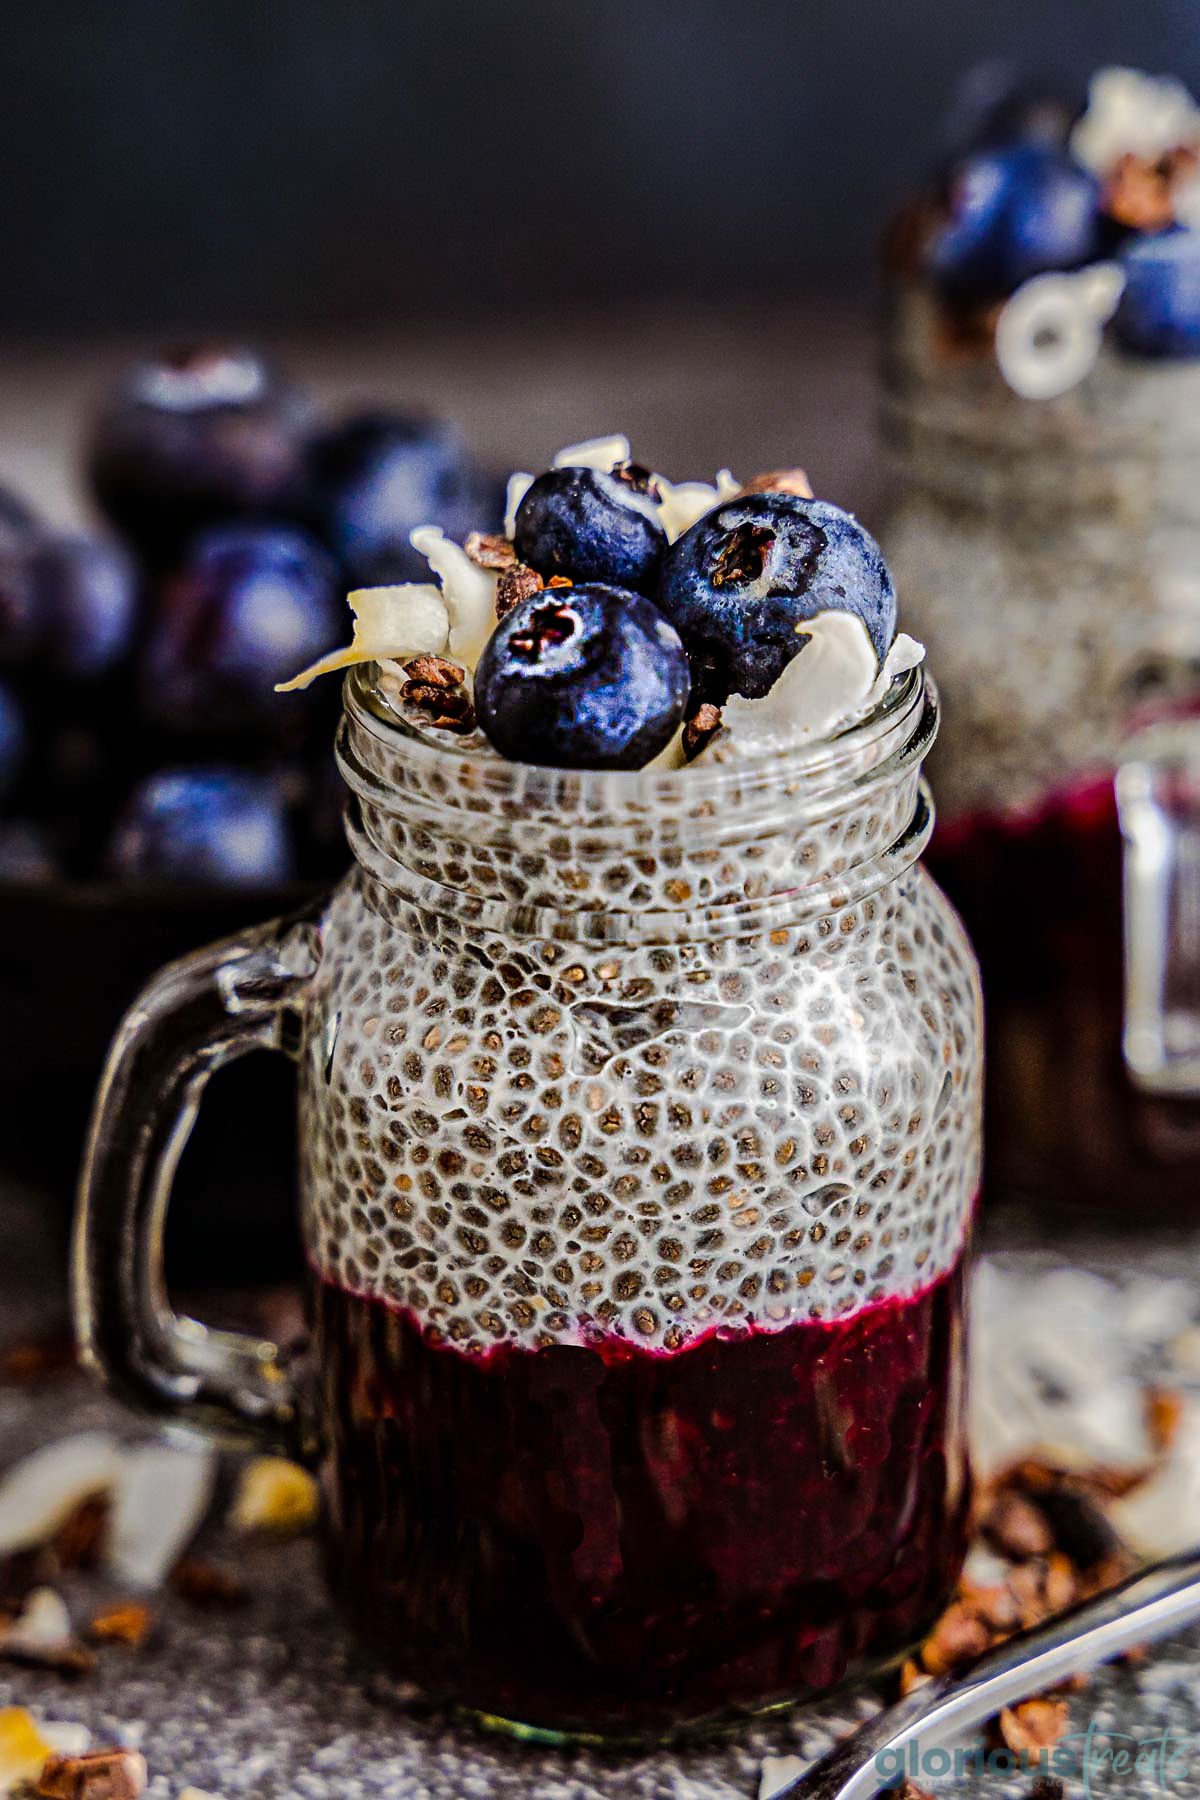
876 1721 1193 1794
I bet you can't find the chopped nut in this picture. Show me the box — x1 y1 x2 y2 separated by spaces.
1034 1485 1121 1572
398 681 476 735
994 1698 1069 1755
464 531 518 571
36 1747 148 1799
87 1603 153 1649
1007 1554 1078 1628
898 1657 930 1697
171 1557 248 1608
736 468 814 500
496 563 544 620
983 1490 1054 1560
1103 147 1199 232
403 654 465 689
683 703 723 762
959 1578 1021 1634
920 1599 990 1675
1146 1385 1185 1454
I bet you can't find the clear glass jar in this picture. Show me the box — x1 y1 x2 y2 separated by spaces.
75 660 982 1742
881 278 1200 1218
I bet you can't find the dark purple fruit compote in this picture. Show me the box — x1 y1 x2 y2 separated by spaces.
312 1261 968 1738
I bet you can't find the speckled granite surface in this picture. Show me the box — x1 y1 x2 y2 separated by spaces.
5 1210 1200 1800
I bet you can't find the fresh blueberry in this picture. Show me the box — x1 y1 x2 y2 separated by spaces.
32 534 139 679
513 464 668 594
1115 230 1200 358
0 680 25 796
474 584 689 771
656 494 896 703
108 768 293 886
305 411 478 585
88 345 313 563
929 144 1102 306
143 524 341 735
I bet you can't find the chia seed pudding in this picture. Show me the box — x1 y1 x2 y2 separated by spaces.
281 440 982 1736
880 67 1200 1218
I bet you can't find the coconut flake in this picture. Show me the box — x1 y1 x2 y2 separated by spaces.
1110 1398 1200 1556
107 1444 216 1591
552 434 631 473
0 1588 73 1655
275 584 450 692
759 1754 806 1800
995 264 1124 401
229 1457 318 1536
655 469 740 542
0 1433 121 1556
722 611 882 747
1071 66 1200 176
409 526 498 669
503 472 534 539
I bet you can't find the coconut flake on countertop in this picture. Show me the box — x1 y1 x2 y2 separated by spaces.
970 1263 1158 1477
107 1443 216 1591
1110 1396 1200 1556
719 621 925 750
759 1754 806 1800
0 1588 76 1658
0 1432 122 1555
275 584 450 692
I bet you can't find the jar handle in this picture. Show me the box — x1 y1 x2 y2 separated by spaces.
1117 724 1200 1097
72 908 324 1455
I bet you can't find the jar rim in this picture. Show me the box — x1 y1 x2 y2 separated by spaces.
342 659 931 822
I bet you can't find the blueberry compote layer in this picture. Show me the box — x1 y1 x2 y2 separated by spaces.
929 781 1200 1219
312 1258 969 1738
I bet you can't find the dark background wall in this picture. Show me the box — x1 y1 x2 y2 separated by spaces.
2 0 1198 335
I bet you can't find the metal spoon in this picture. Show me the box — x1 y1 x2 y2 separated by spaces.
774 1548 1200 1800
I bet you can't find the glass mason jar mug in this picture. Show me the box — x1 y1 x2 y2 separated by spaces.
75 661 982 1741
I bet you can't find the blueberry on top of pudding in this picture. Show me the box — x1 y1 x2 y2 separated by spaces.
474 584 689 771
1115 228 1200 357
513 464 668 595
928 143 1102 307
657 493 896 703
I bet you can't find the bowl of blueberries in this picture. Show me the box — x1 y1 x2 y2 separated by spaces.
1 344 499 1277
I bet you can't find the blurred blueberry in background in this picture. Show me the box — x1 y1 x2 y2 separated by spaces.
108 767 293 886
142 522 341 738
89 345 314 565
